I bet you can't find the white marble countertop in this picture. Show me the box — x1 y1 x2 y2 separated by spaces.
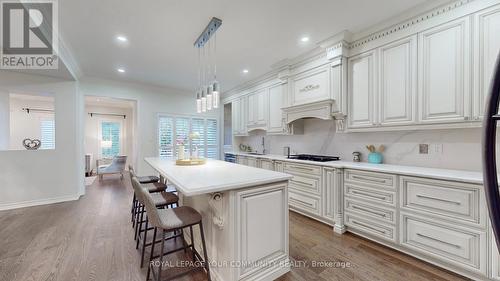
145 157 292 196
227 152 485 185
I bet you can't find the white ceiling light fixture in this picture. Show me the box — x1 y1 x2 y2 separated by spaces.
242 69 249 74
117 68 125 73
300 36 310 42
194 17 222 113
116 35 128 43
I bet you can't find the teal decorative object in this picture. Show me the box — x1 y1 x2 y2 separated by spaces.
368 152 383 164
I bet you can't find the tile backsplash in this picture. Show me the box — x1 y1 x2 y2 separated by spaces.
235 119 491 172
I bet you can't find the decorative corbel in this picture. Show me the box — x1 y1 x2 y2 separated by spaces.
208 192 225 229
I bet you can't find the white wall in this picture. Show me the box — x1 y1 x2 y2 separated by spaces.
79 77 220 175
236 119 491 172
85 104 134 171
0 71 83 210
0 91 9 150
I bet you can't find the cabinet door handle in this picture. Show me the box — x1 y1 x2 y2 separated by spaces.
416 233 461 249
351 220 386 235
351 205 387 218
416 194 461 205
351 190 387 201
351 175 387 184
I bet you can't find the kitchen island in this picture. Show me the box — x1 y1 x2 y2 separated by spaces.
145 157 292 281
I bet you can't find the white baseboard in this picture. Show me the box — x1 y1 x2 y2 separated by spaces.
0 194 82 211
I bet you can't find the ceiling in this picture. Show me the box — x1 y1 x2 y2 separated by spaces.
59 0 436 92
85 96 135 109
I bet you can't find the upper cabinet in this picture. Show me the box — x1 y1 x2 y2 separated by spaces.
474 6 500 120
291 65 330 106
247 88 269 131
232 96 247 136
268 84 286 134
418 17 471 124
348 50 377 128
379 35 417 126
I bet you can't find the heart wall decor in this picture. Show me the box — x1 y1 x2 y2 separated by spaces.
23 138 42 150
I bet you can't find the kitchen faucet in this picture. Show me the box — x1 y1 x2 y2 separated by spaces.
261 137 266 155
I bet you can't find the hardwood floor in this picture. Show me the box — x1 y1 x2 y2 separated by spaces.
0 174 469 281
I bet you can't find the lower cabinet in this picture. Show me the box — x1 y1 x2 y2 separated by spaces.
344 169 398 243
491 231 500 280
259 158 274 170
343 170 488 279
400 213 486 275
284 162 336 226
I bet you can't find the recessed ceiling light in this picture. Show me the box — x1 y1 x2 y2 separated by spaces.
117 68 125 73
242 69 249 74
116 35 128 42
300 36 310 42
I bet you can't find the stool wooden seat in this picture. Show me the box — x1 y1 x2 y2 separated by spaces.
131 177 180 268
137 183 211 281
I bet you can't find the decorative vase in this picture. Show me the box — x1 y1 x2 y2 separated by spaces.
368 152 383 164
178 145 185 160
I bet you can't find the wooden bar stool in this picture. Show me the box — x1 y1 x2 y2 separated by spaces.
137 185 211 281
131 177 180 268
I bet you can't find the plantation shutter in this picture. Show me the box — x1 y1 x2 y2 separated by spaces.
206 119 218 159
40 119 55 149
102 122 121 157
158 116 174 157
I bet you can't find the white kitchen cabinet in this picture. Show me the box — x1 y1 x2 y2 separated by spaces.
348 50 377 128
246 157 258 167
236 155 247 166
291 65 330 106
418 17 471 124
232 97 247 136
322 167 336 225
247 89 268 131
268 84 286 134
259 158 274 170
379 35 417 126
473 5 500 120
400 213 486 275
491 230 500 280
247 94 256 126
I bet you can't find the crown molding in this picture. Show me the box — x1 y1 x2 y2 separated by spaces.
224 0 493 99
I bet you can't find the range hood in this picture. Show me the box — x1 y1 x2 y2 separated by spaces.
282 100 336 124
282 99 346 131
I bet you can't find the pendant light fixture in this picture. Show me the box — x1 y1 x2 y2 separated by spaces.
206 39 213 111
194 17 222 113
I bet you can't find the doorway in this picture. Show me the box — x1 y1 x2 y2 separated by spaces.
84 96 137 184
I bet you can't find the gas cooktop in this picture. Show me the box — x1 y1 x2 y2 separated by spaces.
287 154 340 162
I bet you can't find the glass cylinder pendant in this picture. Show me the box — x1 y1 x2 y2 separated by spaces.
196 90 202 113
207 85 213 110
201 88 207 112
212 81 220 109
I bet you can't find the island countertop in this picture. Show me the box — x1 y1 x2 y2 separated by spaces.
145 157 292 196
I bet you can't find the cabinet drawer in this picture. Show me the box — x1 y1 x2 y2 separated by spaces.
400 214 485 273
400 176 484 226
289 191 321 216
345 183 396 206
345 197 396 224
345 213 396 242
284 162 322 176
345 169 397 190
289 174 321 195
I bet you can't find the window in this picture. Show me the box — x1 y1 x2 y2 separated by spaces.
40 118 55 149
158 115 218 159
101 121 121 158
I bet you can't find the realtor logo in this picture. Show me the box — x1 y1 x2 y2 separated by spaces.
1 0 58 69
